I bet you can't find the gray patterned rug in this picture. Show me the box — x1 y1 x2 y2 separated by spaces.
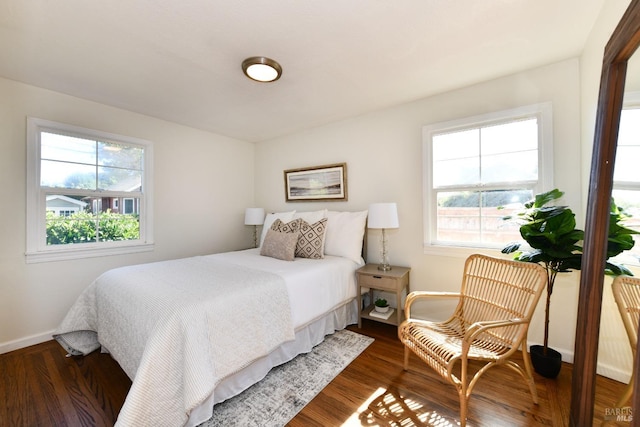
199 329 374 427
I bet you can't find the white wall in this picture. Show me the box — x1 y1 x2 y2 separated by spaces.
0 77 256 353
256 57 583 357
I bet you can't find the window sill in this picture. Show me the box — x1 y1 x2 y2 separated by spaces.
423 243 506 259
25 242 154 263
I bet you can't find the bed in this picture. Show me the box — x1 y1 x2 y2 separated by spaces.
53 209 368 427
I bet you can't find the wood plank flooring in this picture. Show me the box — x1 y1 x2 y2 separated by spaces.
0 320 630 426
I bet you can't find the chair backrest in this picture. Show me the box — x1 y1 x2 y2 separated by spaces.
612 275 640 356
453 254 547 346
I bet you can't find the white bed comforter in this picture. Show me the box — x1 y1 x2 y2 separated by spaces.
54 254 295 427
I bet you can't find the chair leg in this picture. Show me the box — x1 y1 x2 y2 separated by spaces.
615 370 635 408
521 341 539 404
458 389 468 427
459 356 469 427
403 345 410 370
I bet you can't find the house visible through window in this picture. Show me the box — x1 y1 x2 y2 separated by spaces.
26 118 154 262
612 92 640 265
423 103 553 251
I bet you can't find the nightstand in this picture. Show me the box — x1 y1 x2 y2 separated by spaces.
357 264 411 328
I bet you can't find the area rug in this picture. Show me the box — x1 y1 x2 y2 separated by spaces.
199 329 374 427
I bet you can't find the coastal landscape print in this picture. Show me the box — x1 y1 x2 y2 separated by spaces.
285 163 347 201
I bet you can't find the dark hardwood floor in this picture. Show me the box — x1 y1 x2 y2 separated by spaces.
0 321 629 426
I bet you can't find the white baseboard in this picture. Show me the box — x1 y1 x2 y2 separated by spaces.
527 341 632 383
597 362 632 384
0 330 55 354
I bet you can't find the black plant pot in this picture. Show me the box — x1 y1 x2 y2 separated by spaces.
530 344 562 379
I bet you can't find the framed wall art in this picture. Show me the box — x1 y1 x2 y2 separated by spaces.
284 163 347 202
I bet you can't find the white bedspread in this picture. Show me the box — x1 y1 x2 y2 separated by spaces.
54 255 295 427
213 249 360 328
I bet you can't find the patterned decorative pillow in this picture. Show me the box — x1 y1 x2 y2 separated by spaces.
260 228 299 261
295 218 327 259
270 218 302 234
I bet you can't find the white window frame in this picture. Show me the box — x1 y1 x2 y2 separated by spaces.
422 103 554 256
615 91 640 194
611 91 640 266
26 117 154 263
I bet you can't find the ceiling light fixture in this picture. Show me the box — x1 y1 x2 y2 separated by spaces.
242 56 282 82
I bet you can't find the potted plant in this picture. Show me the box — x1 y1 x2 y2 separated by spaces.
502 189 636 378
374 297 390 313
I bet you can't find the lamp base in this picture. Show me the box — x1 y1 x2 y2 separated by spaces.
378 264 392 271
252 225 259 248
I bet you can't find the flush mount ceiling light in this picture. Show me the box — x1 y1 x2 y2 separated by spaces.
242 56 282 82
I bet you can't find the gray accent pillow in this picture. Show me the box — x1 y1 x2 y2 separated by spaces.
260 228 299 261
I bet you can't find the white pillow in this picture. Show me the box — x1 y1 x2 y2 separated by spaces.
324 210 368 264
260 211 296 247
293 209 328 224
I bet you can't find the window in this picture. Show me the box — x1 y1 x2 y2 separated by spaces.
612 92 640 265
423 103 553 252
123 198 136 214
26 118 154 262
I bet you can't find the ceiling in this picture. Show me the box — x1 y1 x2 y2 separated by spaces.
0 0 606 142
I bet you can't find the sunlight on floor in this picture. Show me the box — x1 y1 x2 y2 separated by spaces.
341 387 458 426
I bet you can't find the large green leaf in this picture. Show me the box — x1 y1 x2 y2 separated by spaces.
606 199 638 258
529 188 564 209
605 261 634 276
501 241 522 254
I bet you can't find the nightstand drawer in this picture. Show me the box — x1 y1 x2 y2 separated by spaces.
358 274 398 291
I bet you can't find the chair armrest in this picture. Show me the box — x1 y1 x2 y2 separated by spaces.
404 291 461 319
463 318 528 342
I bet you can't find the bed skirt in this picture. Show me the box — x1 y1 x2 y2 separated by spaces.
188 298 358 427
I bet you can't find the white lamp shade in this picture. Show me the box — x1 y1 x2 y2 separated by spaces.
368 203 399 229
244 208 265 225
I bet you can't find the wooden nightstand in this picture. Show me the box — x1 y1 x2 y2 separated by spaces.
357 264 411 328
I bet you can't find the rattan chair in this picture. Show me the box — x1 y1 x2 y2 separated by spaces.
398 254 547 427
612 275 640 408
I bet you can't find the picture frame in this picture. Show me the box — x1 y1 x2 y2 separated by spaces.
284 163 348 202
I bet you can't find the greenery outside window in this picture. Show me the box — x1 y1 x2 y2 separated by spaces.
26 118 154 263
423 103 553 253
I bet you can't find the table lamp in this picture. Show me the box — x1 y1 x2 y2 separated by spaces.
368 203 399 271
244 208 265 248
